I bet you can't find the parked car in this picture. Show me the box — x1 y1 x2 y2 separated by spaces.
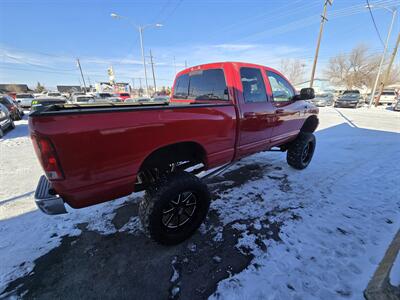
94 92 113 100
70 95 95 104
0 103 15 138
31 97 67 112
152 96 170 102
378 90 397 105
393 99 400 111
12 98 25 116
334 92 363 108
126 97 152 103
114 92 131 101
0 94 22 120
311 93 334 107
29 61 318 245
16 93 35 108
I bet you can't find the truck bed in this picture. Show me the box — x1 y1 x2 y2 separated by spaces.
29 101 237 208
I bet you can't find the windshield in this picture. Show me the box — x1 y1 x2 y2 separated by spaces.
16 94 33 98
48 92 61 97
120 93 129 97
382 91 395 96
341 94 358 100
343 90 360 95
99 93 112 98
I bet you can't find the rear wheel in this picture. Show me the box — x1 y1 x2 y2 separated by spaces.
139 171 210 245
10 119 15 129
0 128 3 138
287 132 316 170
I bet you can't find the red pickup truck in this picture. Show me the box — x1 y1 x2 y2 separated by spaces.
30 62 318 244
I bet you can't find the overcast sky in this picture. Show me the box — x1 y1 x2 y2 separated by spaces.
0 0 399 89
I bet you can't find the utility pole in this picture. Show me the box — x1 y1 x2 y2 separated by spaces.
310 0 333 88
376 30 400 105
173 56 177 75
149 49 157 94
76 58 87 92
368 7 397 107
138 27 149 96
185 60 188 68
139 78 143 96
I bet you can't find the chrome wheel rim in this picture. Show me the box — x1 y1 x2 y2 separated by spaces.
301 142 312 163
162 191 197 229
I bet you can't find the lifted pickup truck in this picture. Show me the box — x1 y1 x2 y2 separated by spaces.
30 62 318 244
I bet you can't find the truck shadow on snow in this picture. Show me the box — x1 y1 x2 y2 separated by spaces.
1 163 288 300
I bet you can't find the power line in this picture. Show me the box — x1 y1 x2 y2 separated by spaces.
366 0 386 47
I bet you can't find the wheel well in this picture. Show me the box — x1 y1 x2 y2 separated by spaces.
139 142 206 173
301 115 319 133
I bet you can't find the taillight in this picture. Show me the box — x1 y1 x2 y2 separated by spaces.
31 135 64 180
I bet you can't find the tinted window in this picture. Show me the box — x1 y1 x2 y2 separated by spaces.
173 74 189 99
188 69 228 100
240 67 267 103
16 94 33 98
267 71 294 102
99 93 112 98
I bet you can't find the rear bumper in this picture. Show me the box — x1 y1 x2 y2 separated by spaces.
35 175 67 215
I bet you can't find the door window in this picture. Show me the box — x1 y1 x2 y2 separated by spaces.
267 71 295 102
240 67 267 103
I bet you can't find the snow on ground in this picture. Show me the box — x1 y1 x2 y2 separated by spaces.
0 107 399 298
210 107 400 300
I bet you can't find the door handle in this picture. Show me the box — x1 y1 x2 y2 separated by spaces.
244 112 257 118
275 109 284 114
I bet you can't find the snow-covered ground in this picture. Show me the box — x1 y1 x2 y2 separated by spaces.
0 107 399 298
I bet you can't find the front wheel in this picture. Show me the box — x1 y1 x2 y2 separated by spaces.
139 171 210 245
287 132 316 170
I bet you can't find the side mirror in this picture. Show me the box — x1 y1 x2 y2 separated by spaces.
299 88 315 100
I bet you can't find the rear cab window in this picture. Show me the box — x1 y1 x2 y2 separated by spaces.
239 67 267 103
172 68 229 102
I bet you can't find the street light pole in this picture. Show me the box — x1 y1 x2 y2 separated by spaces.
138 26 149 96
111 13 163 97
367 6 397 107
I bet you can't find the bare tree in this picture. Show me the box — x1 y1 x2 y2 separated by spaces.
325 45 381 89
280 59 306 85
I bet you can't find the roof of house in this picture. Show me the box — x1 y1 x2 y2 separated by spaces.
0 84 30 93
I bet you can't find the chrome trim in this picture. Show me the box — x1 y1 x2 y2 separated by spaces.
34 175 67 215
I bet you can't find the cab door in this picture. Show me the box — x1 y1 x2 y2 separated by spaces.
236 67 276 157
265 70 305 145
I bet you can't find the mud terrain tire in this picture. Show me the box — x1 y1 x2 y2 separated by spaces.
139 171 210 245
287 132 316 170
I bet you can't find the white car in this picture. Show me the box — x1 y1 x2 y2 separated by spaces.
46 92 64 98
71 95 95 104
379 90 397 105
15 93 35 108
